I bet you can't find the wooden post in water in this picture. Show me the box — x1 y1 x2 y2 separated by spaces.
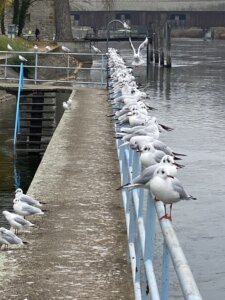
154 30 159 64
147 32 153 65
159 26 164 66
150 35 154 62
147 26 154 65
166 22 172 68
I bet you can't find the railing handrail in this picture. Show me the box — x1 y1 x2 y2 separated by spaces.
115 130 203 300
0 50 107 86
13 62 24 148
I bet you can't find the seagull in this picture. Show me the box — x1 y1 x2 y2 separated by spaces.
0 227 28 250
45 45 51 52
123 21 130 30
15 188 45 207
129 37 148 66
18 55 28 62
138 143 182 169
67 98 72 107
13 198 45 218
63 101 71 110
62 45 71 52
149 166 197 220
91 45 101 53
7 44 13 51
117 155 184 191
33 44 38 51
2 211 35 234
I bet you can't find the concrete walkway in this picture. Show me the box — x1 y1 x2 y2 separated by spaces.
0 87 133 299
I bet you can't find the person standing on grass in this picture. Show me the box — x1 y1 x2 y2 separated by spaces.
35 28 40 41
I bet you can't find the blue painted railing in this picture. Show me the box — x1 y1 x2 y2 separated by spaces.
115 134 203 300
13 63 24 149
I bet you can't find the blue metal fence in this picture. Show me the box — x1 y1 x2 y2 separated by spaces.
13 62 24 149
115 132 203 300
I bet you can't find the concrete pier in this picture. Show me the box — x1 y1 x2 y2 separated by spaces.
0 87 133 299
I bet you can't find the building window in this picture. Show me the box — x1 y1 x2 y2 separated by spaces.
72 14 80 26
170 14 186 27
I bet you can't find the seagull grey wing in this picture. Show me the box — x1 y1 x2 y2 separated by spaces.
154 151 165 163
14 216 30 226
138 37 148 54
171 178 189 200
18 195 34 205
1 231 21 244
22 204 40 215
129 37 136 55
133 165 157 185
152 140 172 155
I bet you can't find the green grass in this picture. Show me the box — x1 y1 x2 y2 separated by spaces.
0 35 31 51
0 35 35 78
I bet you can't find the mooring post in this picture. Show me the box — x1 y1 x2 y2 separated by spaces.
154 29 159 65
166 22 172 68
147 27 154 63
159 26 164 66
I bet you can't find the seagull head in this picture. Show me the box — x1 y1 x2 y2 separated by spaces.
15 188 23 194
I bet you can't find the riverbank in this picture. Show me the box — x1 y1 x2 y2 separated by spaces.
171 26 225 39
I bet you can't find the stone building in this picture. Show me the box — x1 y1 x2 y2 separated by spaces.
4 0 225 40
69 0 225 29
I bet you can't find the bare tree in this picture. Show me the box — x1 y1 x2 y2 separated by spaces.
55 0 73 41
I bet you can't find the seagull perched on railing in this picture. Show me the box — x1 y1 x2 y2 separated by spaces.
149 166 197 221
129 37 148 66
7 44 13 51
18 55 28 62
62 45 71 52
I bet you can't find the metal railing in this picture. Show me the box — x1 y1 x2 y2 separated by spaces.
13 62 24 149
0 50 107 87
115 135 203 300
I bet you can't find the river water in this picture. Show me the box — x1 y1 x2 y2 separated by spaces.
106 38 225 299
0 93 66 227
0 39 225 299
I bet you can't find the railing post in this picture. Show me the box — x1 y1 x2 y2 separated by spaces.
161 241 170 300
4 53 8 78
100 54 104 87
34 51 38 84
13 63 24 148
67 54 70 79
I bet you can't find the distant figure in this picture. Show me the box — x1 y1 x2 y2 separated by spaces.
35 28 40 41
28 29 32 40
